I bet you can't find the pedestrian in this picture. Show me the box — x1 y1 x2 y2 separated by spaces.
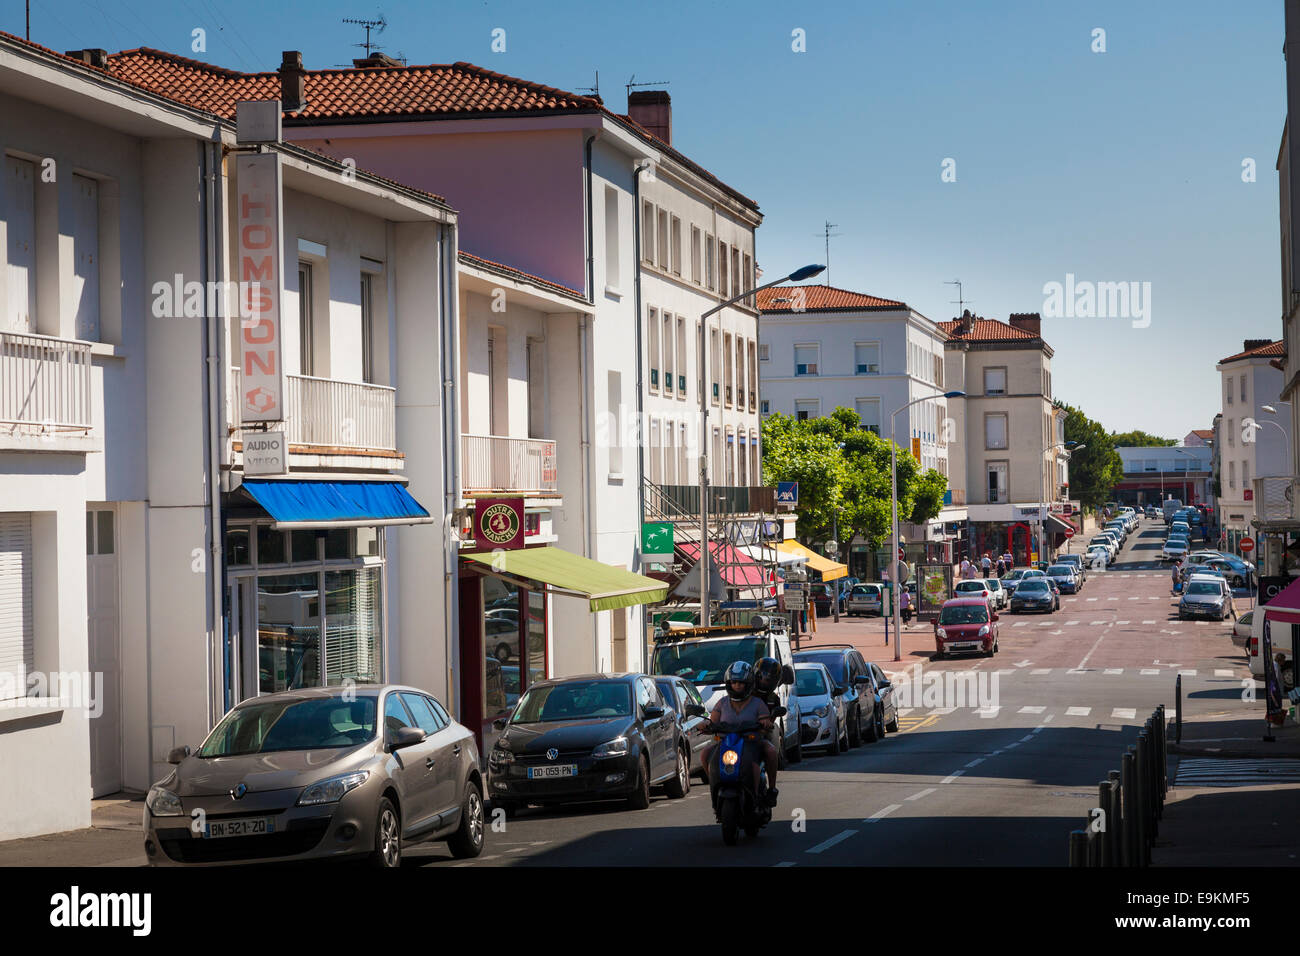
995 556 1006 577
960 555 971 580
1171 558 1182 594
900 587 912 627
981 552 992 576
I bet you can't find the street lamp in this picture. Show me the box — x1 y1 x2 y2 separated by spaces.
1038 441 1082 562
697 263 825 622
1259 404 1292 466
890 389 966 661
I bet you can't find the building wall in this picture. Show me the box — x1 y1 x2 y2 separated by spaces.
1216 357 1290 534
956 345 1053 505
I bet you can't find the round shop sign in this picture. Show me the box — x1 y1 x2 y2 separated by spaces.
479 502 521 546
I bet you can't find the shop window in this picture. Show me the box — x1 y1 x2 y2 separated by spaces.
325 528 351 560
257 526 287 565
325 567 381 686
225 527 251 566
291 530 319 563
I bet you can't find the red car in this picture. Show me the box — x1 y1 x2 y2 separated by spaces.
932 597 999 659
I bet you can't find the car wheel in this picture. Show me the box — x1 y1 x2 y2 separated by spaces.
847 707 862 747
447 780 486 859
776 721 788 770
863 705 880 743
787 731 803 764
368 796 402 868
665 746 690 798
885 707 899 734
828 716 843 756
626 756 651 810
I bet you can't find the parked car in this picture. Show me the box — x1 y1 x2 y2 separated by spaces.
654 674 712 779
983 577 1008 608
846 582 884 617
488 673 689 815
144 684 485 867
1009 578 1058 613
793 645 884 745
1001 568 1035 594
954 578 997 607
1232 610 1254 648
1145 505 1158 518
1178 575 1232 622
1046 563 1080 594
1086 545 1110 569
1196 556 1255 589
1056 553 1087 585
864 660 900 733
933 597 999 658
794 662 848 754
1161 539 1189 562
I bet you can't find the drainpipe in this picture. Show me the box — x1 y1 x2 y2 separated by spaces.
632 161 650 664
201 139 226 723
441 221 461 715
582 135 598 661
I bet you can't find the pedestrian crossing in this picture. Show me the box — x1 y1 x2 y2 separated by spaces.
1174 757 1300 787
894 704 1163 725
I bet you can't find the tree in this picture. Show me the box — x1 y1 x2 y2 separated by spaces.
1110 429 1177 448
1057 401 1124 509
759 413 847 541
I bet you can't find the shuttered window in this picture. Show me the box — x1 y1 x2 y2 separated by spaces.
0 514 34 700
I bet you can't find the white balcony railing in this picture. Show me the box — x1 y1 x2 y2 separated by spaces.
228 368 396 451
1253 476 1300 522
461 434 558 494
0 331 92 434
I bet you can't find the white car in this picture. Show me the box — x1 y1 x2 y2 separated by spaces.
983 577 1008 609
1086 546 1110 569
794 662 848 754
1162 539 1189 562
954 579 997 608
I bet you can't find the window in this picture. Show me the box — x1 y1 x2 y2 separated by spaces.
604 185 620 288
934 353 943 387
855 398 881 434
608 371 623 475
761 399 770 415
1227 419 1234 448
1225 377 1234 405
984 367 1007 396
676 317 687 398
360 272 375 383
758 343 770 362
690 226 701 284
5 156 36 333
710 328 720 404
731 247 741 299
488 327 507 436
649 419 662 483
1228 460 1236 489
647 307 660 393
795 399 819 421
747 341 757 408
1241 375 1247 402
985 413 1008 450
662 311 674 397
72 174 100 341
657 209 669 269
665 421 676 483
724 332 734 406
679 423 688 482
298 262 314 376
794 344 819 376
742 253 752 306
1242 460 1250 488
735 335 744 407
641 201 655 264
670 215 682 276
988 461 1009 503
527 337 545 438
719 242 728 298
705 234 716 290
854 342 880 375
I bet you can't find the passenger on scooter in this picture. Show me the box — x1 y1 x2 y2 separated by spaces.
701 661 779 806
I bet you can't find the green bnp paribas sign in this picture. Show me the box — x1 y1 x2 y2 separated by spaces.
642 522 674 558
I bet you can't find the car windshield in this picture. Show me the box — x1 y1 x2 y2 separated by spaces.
852 585 878 596
198 695 378 757
1187 582 1221 595
938 604 989 625
795 668 829 697
1024 570 1046 577
1047 566 1072 575
652 636 767 684
955 581 988 592
794 651 848 684
984 579 1002 590
1004 570 1026 581
1016 581 1049 593
511 681 632 723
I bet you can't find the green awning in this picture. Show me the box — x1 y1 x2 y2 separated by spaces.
461 546 669 612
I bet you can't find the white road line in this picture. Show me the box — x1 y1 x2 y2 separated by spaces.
896 708 914 716
1107 597 1119 601
1014 660 1032 667
964 757 985 768
1019 705 1045 714
1141 668 1160 676
1018 733 1035 742
1075 630 1109 671
774 861 797 867
1034 715 1054 729
1031 668 1052 675
1066 619 1082 626
1112 708 1138 720
865 804 902 822
1179 669 1198 677
1128 597 1141 600
905 788 936 801
976 706 1001 718
1012 622 1027 627
932 706 956 714
1004 740 1022 749
1116 620 1131 625
1086 597 1099 602
807 829 858 854
1104 668 1123 675
1142 620 1156 625
1215 669 1235 677
1066 706 1092 716
1038 621 1053 626
940 770 966 784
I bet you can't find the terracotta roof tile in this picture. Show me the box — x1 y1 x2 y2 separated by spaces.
936 317 1038 342
756 284 905 313
1218 339 1284 364
458 251 585 300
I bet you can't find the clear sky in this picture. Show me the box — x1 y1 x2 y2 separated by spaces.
8 0 1288 438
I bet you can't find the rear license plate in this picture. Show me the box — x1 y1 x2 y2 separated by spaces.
204 816 276 839
528 765 578 779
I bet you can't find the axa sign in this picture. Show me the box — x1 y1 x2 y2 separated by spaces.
237 152 285 422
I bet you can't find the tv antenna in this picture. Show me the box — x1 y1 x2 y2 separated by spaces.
343 16 387 57
814 221 842 286
945 279 971 314
625 74 671 102
577 70 600 99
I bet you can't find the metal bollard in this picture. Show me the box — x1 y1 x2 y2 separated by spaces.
1069 829 1088 867
1098 780 1114 866
1142 720 1158 840
1108 769 1122 865
1135 734 1150 865
1156 705 1168 811
1122 748 1137 866
1175 674 1182 744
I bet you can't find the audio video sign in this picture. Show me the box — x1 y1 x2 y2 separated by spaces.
237 152 285 422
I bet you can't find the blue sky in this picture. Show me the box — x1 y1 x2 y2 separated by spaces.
11 0 1287 437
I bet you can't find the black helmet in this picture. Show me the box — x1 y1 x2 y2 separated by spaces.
754 657 781 693
723 661 755 701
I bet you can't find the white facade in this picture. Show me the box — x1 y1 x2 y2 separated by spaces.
1214 342 1288 537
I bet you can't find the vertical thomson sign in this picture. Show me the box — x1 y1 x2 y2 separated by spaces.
237 152 285 422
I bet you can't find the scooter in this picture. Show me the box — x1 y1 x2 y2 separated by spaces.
702 710 784 846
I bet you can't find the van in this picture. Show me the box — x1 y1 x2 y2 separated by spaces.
1161 499 1184 525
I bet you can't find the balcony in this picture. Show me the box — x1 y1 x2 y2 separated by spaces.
462 434 558 494
228 368 396 451
645 483 776 519
0 331 92 440
1253 476 1300 522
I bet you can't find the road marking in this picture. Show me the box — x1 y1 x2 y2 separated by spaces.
775 861 797 867
1112 708 1138 720
1179 669 1198 677
1004 740 1022 749
932 706 956 714
1038 621 1053 626
1128 597 1141 600
807 829 858 854
1066 706 1092 716
1019 705 1045 714
1066 620 1082 626
964 757 986 768
1215 669 1235 677
1075 630 1108 671
976 706 1001 718
905 788 936 801
1019 733 1035 742
1116 620 1130 625
865 804 902 822
1035 715 1054 729
1104 668 1123 675
1142 620 1157 625
1014 660 1032 667
940 770 966 784
1086 597 1099 602
1012 621 1026 627
1107 597 1119 601
1031 668 1052 675
1141 668 1160 675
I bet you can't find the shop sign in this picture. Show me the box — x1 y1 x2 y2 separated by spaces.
236 151 285 422
474 497 524 551
642 521 674 558
243 430 287 476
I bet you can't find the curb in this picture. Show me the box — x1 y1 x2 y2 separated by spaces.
1168 744 1300 759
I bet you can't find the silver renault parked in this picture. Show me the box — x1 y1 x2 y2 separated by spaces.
143 684 484 867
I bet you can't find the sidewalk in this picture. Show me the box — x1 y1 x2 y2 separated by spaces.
0 792 146 867
790 612 935 669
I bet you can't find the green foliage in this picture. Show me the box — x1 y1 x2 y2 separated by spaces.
1109 429 1177 448
761 407 949 545
1057 401 1124 509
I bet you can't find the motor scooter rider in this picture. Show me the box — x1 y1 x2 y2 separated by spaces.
753 656 785 754
701 661 779 806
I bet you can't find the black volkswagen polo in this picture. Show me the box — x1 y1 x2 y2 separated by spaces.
487 673 689 815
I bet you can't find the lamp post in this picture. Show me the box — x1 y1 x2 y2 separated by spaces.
1259 404 1293 468
697 263 825 622
891 389 966 661
1038 441 1082 564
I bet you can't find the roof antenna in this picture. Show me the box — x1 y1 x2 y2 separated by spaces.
813 221 841 287
945 279 970 315
577 69 600 99
625 74 671 103
343 15 387 57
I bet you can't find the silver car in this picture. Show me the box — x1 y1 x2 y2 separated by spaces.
846 583 884 616
143 684 484 867
794 663 848 754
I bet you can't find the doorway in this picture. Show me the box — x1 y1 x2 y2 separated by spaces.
86 507 121 797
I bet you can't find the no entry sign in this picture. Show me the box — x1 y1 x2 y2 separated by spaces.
1240 537 1255 553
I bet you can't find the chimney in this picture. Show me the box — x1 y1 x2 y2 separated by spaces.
1008 312 1042 336
956 309 975 333
279 51 307 112
1243 338 1273 352
66 49 108 69
352 52 404 69
628 90 672 145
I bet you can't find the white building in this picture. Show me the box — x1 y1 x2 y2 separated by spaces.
1215 338 1289 551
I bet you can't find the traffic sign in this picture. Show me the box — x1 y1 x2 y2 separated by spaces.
826 539 839 557
1240 537 1255 553
1063 527 1075 539
776 482 799 506
898 546 905 561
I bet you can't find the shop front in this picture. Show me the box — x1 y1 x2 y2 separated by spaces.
221 478 434 706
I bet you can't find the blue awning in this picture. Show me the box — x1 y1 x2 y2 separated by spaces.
239 479 434 530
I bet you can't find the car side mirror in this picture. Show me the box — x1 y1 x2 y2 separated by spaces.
685 703 707 718
643 704 665 719
991 613 999 621
832 685 846 697
167 745 191 764
492 716 509 732
770 705 787 719
780 664 796 686
878 679 892 689
388 725 426 752
853 674 871 685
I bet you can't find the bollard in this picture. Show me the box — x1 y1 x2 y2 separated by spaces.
1087 827 1100 867
1098 780 1114 866
1135 734 1150 865
1122 749 1137 866
1175 674 1182 744
1143 720 1158 840
1069 829 1088 867
1156 704 1168 811
1108 769 1122 865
